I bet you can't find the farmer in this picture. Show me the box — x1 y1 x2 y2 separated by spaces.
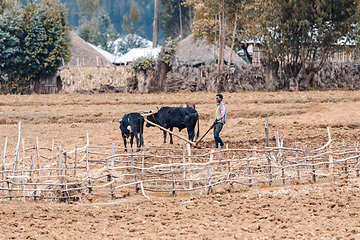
213 93 226 148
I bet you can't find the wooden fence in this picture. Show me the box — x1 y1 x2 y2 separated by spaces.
1 123 360 202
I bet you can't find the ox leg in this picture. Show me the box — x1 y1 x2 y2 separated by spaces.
169 127 173 144
130 133 134 150
163 130 167 143
134 132 141 152
187 127 195 141
140 133 144 148
122 134 128 152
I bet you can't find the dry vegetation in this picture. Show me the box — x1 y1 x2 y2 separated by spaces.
1 90 360 239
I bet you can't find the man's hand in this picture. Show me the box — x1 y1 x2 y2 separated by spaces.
212 120 217 128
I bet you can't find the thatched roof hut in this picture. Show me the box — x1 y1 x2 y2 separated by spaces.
165 34 248 92
174 34 248 68
68 31 114 67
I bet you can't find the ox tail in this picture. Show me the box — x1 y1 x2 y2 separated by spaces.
195 114 200 141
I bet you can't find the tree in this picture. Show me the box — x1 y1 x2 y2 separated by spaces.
184 0 251 72
77 0 102 24
97 9 118 51
76 0 102 42
0 0 72 94
114 34 151 56
77 0 117 52
254 0 360 90
159 0 193 39
0 0 24 76
114 1 148 55
152 37 179 91
122 1 143 35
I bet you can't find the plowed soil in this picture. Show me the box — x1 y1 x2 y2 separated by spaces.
1 90 360 239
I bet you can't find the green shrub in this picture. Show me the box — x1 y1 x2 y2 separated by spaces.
161 37 179 65
131 55 156 70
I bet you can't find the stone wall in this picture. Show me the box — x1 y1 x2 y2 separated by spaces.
59 63 360 93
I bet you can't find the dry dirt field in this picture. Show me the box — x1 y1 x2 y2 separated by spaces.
1 90 360 239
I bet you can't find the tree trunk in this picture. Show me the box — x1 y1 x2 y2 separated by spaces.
264 61 280 91
188 5 192 30
178 0 183 38
242 44 252 64
158 61 171 91
152 0 159 48
151 49 171 92
302 71 315 89
227 11 238 71
217 11 225 73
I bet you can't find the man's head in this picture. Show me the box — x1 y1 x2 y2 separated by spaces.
216 93 223 103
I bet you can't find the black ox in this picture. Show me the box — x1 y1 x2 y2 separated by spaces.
146 107 199 144
119 113 144 152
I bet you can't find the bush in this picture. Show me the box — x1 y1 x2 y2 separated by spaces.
161 37 179 65
131 55 156 70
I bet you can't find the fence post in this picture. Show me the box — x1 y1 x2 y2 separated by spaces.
183 145 186 181
247 151 251 186
13 122 21 175
107 172 114 200
281 155 285 185
268 151 272 185
343 139 348 174
107 145 114 200
130 148 139 194
311 156 316 183
58 145 62 176
31 155 37 201
86 131 92 194
36 137 40 177
296 150 300 180
226 144 230 178
59 144 67 203
50 139 54 176
265 119 272 185
86 132 89 178
10 122 22 200
2 137 7 193
168 156 176 197
217 145 221 172
22 138 25 201
111 143 115 168
356 143 359 177
207 150 214 195
265 119 269 148
109 143 115 200
74 139 77 177
64 152 68 176
304 150 313 182
327 127 334 180
186 143 192 190
141 147 145 182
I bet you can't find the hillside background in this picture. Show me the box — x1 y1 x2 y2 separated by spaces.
19 0 158 42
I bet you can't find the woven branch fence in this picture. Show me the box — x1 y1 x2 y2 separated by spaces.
1 122 360 203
